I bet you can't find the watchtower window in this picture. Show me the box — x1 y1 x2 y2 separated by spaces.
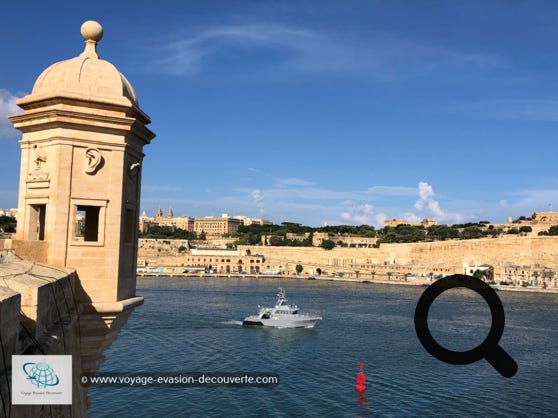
29 204 46 240
75 205 100 242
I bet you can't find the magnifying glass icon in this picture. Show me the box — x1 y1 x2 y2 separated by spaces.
414 274 518 378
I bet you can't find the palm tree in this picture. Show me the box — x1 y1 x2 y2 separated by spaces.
371 270 376 280
387 272 392 280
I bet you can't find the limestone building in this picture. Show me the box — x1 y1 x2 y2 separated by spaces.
531 211 558 225
1 19 155 416
8 20 154 307
139 209 271 236
0 208 17 217
139 208 194 232
193 214 242 237
383 218 437 227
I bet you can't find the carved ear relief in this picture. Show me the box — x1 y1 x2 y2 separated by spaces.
85 148 103 174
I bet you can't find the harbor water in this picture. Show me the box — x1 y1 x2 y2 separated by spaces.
88 277 558 417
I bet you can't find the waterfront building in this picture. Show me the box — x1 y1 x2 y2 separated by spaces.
184 248 264 273
462 262 492 276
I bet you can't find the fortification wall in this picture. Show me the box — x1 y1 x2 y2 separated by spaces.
238 236 558 276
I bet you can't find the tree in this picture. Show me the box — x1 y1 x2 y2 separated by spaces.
473 269 487 280
295 264 303 274
519 226 532 233
316 268 322 276
320 239 336 250
268 235 284 246
387 272 392 280
0 216 16 233
198 231 207 240
460 226 483 239
543 270 555 280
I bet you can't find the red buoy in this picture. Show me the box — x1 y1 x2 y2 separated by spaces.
355 363 366 391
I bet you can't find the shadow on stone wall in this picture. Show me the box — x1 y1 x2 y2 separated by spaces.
0 261 140 418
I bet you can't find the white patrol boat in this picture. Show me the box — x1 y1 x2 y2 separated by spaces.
242 288 322 328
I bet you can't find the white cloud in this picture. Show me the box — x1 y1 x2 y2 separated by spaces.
155 23 318 76
237 184 417 202
414 182 441 215
141 181 490 227
413 181 465 224
274 177 314 187
506 189 558 215
153 23 500 79
0 89 23 139
402 212 422 223
340 204 387 227
251 189 264 214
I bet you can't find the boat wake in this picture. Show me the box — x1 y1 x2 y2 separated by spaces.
220 320 243 326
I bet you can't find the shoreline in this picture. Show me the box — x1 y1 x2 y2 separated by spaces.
137 272 558 294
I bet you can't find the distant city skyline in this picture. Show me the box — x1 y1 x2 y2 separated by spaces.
1 1 558 227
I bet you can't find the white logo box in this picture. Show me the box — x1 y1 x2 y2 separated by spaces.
12 355 72 405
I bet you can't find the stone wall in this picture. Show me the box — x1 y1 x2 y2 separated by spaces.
1 240 49 264
237 236 558 279
0 260 88 417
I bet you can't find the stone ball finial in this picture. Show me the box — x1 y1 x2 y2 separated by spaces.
81 20 103 42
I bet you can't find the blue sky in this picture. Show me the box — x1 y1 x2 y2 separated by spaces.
1 1 558 227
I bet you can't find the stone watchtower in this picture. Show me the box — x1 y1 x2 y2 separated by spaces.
9 21 154 309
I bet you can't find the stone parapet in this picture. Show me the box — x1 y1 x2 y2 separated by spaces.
0 260 88 417
1 240 49 264
0 260 76 350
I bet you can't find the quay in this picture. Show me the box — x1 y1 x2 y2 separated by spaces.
137 271 558 294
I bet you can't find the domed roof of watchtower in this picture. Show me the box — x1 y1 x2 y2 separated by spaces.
29 20 138 106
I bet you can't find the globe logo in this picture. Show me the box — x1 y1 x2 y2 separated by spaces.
23 362 60 388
